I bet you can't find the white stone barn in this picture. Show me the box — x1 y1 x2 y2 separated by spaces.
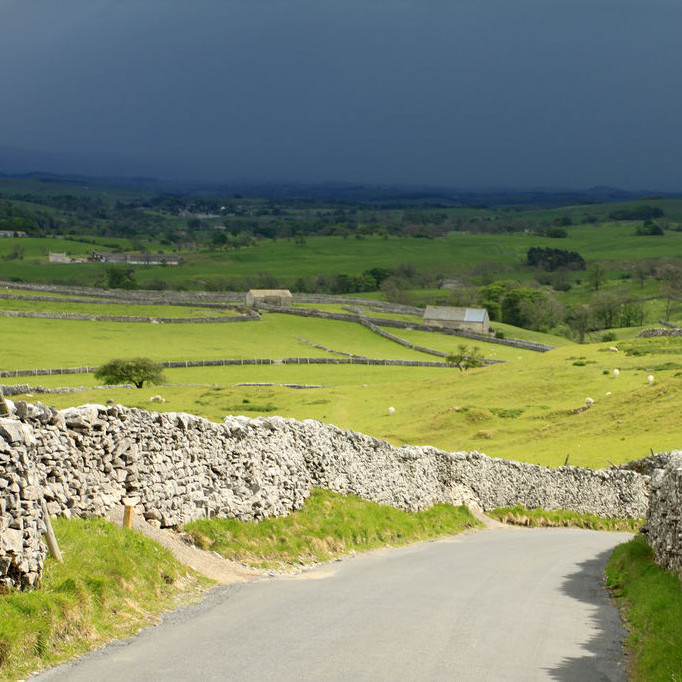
246 289 293 307
423 306 490 334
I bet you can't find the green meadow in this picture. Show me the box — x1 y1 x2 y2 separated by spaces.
3 301 681 468
4 221 682 290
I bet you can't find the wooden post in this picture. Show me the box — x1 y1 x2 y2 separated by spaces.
40 498 63 563
123 505 134 529
121 497 138 529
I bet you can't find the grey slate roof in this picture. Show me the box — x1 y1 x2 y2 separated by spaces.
423 306 488 322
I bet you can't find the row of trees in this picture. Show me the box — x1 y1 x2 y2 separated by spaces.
479 279 653 340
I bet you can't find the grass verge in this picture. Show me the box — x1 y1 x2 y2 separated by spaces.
488 505 643 532
0 517 212 681
605 535 682 681
184 489 482 569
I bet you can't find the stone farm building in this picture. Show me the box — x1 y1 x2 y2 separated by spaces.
48 252 74 264
423 306 490 334
246 289 293 307
89 251 183 266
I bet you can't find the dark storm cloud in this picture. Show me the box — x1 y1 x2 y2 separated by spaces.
1 0 682 189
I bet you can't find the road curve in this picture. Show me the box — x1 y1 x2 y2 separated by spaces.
36 528 630 681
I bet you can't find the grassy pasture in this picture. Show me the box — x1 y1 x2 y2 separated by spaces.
8 336 682 468
3 221 682 292
2 295 680 468
0 313 447 370
0 298 241 319
0 236 139 259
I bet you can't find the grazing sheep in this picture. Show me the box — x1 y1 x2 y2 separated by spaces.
647 375 654 385
608 346 619 352
613 369 620 378
605 391 612 396
388 406 395 416
585 397 594 406
150 395 166 403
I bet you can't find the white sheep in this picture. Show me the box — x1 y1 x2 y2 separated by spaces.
647 375 654 385
585 397 594 406
388 406 395 416
150 395 166 403
609 346 619 352
613 369 619 378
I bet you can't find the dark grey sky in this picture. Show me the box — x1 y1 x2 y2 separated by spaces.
2 0 682 189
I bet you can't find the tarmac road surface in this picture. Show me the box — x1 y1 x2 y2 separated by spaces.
36 527 631 681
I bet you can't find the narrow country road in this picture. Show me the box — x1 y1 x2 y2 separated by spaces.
36 528 631 681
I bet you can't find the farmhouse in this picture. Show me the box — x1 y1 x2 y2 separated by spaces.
48 252 73 264
246 289 293 307
423 306 490 334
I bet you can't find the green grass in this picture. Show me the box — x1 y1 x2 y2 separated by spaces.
0 517 211 680
0 313 439 370
5 222 682 291
606 535 682 681
6 331 682 468
488 505 643 530
0 297 240 319
184 488 481 569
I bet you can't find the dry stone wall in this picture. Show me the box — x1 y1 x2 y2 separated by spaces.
643 451 682 573
0 402 650 589
0 418 47 589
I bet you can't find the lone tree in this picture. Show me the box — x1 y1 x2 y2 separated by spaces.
94 358 165 389
446 345 484 372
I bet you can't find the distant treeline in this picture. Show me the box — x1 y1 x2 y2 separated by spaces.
608 205 665 221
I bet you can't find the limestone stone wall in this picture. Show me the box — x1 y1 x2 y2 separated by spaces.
643 451 682 573
0 419 47 589
0 403 650 589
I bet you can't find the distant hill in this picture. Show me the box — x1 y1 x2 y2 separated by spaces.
1 163 679 208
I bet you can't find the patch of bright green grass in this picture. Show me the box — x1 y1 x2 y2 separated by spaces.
7 334 682 469
0 313 441 370
184 489 481 569
0 297 240 319
606 535 682 681
488 505 643 531
0 517 210 680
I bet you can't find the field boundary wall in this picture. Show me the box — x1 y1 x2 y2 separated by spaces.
0 357 457 381
0 403 648 589
642 451 682 573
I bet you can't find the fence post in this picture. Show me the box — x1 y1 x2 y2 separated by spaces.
122 497 138 529
40 498 63 563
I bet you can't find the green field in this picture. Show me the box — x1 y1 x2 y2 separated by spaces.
3 303 680 468
4 222 682 290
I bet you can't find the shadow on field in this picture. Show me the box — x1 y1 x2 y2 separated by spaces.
546 547 628 682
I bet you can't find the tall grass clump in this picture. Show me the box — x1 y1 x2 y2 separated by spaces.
488 505 643 532
0 517 210 680
606 535 682 681
184 489 481 569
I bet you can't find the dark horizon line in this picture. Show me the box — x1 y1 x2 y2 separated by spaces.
0 168 676 200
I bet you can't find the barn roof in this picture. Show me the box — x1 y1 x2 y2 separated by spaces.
423 306 488 322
